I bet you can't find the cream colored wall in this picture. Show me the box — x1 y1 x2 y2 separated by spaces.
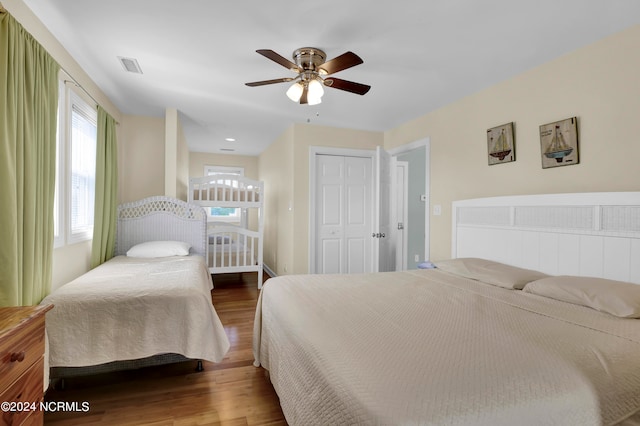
385 25 640 262
164 108 178 198
257 123 383 275
120 115 165 203
51 241 91 291
189 152 259 179
258 127 295 275
176 116 189 201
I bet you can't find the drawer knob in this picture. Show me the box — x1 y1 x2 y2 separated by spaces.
10 351 25 362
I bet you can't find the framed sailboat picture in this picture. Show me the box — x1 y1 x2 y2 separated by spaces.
487 122 515 165
539 117 579 169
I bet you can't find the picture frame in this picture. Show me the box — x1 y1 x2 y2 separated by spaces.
487 122 515 165
539 117 579 169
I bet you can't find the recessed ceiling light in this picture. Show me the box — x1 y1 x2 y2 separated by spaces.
225 138 236 142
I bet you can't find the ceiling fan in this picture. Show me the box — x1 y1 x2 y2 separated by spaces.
245 47 371 105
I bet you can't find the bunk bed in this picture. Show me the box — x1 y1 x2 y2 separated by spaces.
189 174 264 287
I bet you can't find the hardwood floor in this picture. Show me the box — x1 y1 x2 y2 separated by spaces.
44 273 287 425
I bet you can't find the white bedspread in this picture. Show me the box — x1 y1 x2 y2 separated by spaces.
43 255 229 367
253 269 640 425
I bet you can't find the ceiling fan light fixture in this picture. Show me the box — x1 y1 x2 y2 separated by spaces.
308 78 324 99
286 82 304 102
246 48 370 105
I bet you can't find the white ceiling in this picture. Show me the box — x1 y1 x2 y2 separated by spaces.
20 0 640 156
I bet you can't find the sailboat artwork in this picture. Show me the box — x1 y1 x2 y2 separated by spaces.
539 117 579 169
487 122 515 165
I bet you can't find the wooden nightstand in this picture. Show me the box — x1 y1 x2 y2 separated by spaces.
0 305 53 426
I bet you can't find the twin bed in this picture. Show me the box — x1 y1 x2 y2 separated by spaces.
254 192 640 425
43 175 265 379
42 196 230 377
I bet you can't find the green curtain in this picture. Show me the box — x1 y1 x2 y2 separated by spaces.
0 11 60 307
90 106 118 268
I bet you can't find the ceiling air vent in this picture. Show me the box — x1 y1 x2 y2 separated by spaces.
118 56 143 74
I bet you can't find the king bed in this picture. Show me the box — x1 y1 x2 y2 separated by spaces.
253 192 640 425
42 196 230 378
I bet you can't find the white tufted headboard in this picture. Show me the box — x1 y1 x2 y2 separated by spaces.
115 196 207 257
452 192 640 284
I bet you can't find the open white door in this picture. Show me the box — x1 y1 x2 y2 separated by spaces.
373 146 395 272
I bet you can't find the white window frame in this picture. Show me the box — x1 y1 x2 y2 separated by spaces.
54 75 98 247
203 165 244 223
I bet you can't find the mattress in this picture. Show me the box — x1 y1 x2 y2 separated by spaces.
253 269 640 425
42 255 230 367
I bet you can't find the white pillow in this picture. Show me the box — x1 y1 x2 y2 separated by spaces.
524 276 640 318
434 258 549 290
126 240 191 258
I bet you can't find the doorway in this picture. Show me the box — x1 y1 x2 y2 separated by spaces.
394 161 409 270
309 140 430 274
389 139 430 268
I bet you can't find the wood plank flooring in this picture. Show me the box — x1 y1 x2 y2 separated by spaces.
44 273 287 425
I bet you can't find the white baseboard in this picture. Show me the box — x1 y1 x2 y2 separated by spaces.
263 264 277 278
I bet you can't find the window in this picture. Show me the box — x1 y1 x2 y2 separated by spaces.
204 166 244 222
54 76 98 247
69 96 97 241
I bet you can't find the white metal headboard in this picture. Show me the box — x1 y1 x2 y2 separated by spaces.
452 192 640 284
115 196 207 257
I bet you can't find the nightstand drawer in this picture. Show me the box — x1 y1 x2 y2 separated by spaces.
0 358 44 426
0 318 45 391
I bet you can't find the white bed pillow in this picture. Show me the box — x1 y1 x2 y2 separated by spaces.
433 257 549 290
524 276 640 318
126 240 191 258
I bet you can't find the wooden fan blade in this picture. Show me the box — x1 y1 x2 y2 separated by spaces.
256 49 301 72
245 77 295 87
300 86 309 104
319 51 363 75
324 77 371 95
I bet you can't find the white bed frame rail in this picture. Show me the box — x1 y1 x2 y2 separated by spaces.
452 192 640 284
208 225 261 271
189 174 262 208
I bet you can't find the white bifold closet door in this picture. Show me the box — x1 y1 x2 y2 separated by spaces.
316 154 372 274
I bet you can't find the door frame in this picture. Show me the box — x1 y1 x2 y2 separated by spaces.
395 160 409 270
387 137 431 263
309 146 376 274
